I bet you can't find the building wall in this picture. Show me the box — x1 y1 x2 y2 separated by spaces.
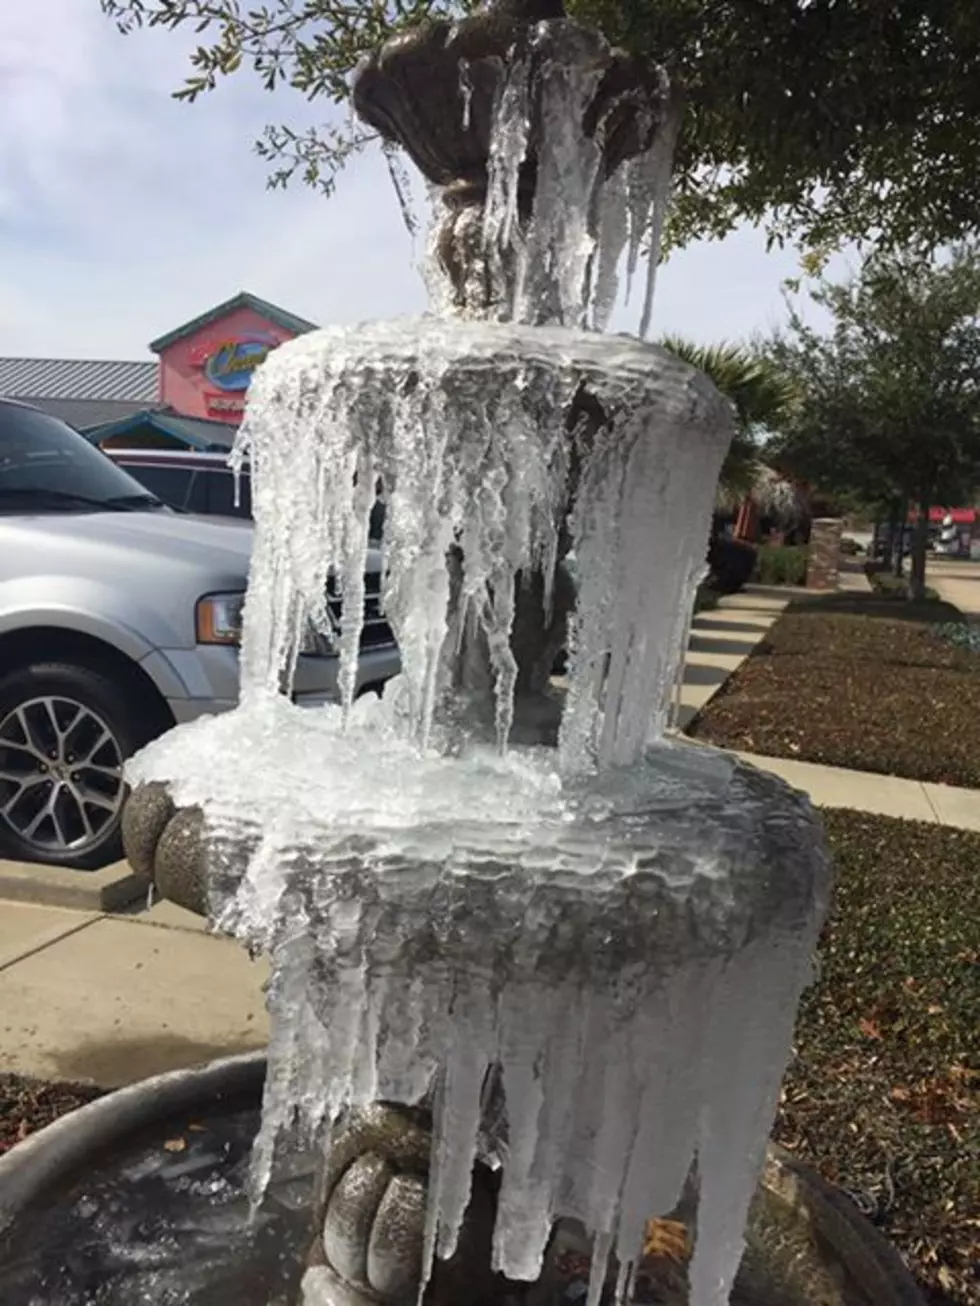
156 306 298 424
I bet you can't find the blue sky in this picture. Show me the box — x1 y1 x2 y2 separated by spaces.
0 0 838 361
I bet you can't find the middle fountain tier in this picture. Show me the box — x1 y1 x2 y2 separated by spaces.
229 317 735 764
128 315 834 1306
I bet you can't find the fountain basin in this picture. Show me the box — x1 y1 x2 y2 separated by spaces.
0 1052 924 1306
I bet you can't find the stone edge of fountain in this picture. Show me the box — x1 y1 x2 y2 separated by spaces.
0 1053 925 1306
0 1051 265 1231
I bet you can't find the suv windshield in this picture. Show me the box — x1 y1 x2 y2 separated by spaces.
0 403 166 512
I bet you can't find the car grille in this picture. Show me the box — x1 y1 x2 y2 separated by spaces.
326 572 397 651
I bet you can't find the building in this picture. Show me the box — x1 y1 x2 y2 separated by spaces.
0 291 317 452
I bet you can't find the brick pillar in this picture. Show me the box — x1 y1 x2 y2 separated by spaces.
806 518 843 590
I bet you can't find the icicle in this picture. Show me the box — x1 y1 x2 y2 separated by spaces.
514 25 604 327
590 169 629 331
688 937 822 1305
382 140 419 240
638 90 684 340
421 181 455 317
621 70 673 307
459 57 474 131
482 52 532 312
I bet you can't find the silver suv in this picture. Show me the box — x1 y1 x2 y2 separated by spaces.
0 399 399 870
103 447 387 541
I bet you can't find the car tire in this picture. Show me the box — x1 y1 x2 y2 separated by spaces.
0 661 157 871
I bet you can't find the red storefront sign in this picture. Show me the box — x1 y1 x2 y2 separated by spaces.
203 391 247 419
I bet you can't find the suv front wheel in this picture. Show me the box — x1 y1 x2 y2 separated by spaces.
0 662 153 870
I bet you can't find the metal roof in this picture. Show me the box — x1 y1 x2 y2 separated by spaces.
82 407 239 451
149 291 317 353
11 396 158 430
158 414 239 451
0 357 157 403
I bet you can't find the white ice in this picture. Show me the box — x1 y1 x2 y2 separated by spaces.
126 20 834 1306
131 697 831 1305
229 318 730 768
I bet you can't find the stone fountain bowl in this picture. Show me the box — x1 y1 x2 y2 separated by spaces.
0 1052 924 1306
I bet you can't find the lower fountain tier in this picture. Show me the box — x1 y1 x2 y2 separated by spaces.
129 696 831 971
0 1054 925 1306
127 702 834 1294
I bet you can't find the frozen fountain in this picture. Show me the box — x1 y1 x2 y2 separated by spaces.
0 4 925 1306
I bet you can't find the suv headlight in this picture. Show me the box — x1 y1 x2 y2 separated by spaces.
195 592 332 655
196 593 245 646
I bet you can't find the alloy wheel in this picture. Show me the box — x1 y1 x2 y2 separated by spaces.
0 696 125 857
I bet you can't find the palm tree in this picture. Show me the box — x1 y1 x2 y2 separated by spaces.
660 337 802 520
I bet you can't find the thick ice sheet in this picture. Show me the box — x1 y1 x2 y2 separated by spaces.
130 699 832 1304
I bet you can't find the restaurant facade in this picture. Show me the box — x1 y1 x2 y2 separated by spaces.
0 291 316 452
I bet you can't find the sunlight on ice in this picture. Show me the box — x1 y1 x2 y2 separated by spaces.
128 17 834 1306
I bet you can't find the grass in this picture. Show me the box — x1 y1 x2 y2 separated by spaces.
688 592 980 786
775 811 980 1305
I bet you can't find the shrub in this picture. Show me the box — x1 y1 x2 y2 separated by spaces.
865 567 939 601
934 620 980 654
753 544 808 586
706 537 757 594
865 568 907 597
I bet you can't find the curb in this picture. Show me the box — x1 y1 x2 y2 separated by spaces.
674 587 789 730
0 858 148 912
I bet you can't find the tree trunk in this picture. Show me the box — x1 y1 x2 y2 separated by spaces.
908 500 930 601
893 517 906 577
883 498 902 571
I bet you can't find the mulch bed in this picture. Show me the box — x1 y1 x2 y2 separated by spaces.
0 1075 103 1157
689 593 980 786
0 810 976 1301
775 811 980 1306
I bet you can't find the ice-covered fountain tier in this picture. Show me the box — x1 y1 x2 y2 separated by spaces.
0 3 925 1306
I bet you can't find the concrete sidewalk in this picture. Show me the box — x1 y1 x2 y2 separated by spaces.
732 751 980 831
676 584 799 729
0 902 268 1087
928 558 980 619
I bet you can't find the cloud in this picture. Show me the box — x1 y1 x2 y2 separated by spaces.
0 2 833 361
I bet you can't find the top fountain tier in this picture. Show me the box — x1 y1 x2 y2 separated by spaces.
352 0 680 325
352 0 669 201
